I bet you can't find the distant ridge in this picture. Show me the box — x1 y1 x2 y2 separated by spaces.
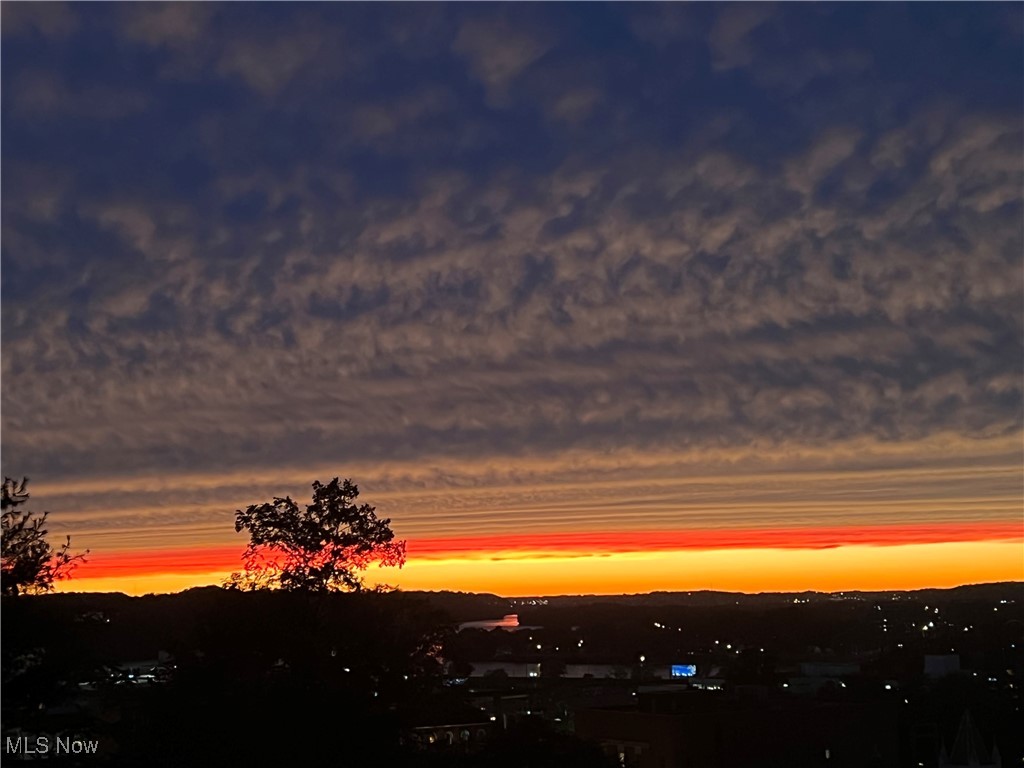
406 581 1023 609
52 581 1020 602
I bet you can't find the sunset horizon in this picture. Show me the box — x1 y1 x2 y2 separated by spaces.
40 429 1024 596
58 548 1024 600
42 429 1024 595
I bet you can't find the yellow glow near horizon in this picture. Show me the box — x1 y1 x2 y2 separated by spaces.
57 571 235 596
58 540 1024 597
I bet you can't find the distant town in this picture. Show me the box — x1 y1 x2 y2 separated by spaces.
3 581 1020 767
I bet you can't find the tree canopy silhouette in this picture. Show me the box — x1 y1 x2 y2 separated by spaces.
230 478 406 592
1 477 87 596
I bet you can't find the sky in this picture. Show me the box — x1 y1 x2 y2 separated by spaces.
2 3 1022 596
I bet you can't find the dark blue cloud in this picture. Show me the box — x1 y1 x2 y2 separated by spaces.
1 2 1021 494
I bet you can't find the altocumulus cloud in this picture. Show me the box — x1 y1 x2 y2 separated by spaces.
1 4 1021 556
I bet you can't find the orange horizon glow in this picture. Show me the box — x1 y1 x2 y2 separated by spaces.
58 521 1024 596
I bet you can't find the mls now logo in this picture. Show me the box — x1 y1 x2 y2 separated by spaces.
5 734 100 757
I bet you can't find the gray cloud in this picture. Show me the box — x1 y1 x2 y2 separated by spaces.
1 2 77 40
453 13 554 106
4 107 1020 485
119 3 212 49
217 20 332 97
11 70 151 120
709 3 773 71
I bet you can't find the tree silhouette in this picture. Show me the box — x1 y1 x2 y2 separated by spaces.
229 477 406 592
1 477 87 596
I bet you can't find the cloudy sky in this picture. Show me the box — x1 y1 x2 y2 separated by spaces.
3 3 1021 595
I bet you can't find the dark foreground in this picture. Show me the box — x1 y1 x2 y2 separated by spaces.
2 583 1021 767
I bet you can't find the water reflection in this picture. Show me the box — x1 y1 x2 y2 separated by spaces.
456 614 542 632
